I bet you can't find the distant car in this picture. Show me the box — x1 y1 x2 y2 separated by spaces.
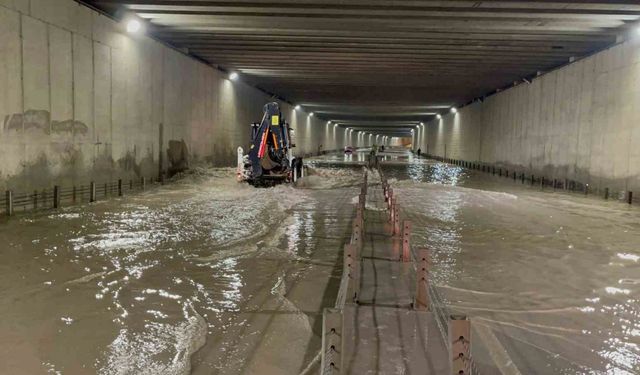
344 146 354 154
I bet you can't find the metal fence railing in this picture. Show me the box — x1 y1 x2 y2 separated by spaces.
424 153 635 205
2 176 159 217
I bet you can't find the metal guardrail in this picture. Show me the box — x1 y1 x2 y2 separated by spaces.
321 170 368 375
322 165 486 374
425 153 635 205
379 166 482 375
2 176 157 217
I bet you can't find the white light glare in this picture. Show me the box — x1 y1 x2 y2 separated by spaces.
450 107 458 114
436 114 442 119
126 19 142 34
294 105 301 111
309 112 314 117
229 72 239 81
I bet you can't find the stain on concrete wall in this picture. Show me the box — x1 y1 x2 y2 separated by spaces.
167 139 189 176
4 109 88 135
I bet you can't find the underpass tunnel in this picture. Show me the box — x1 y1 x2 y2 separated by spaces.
1 1 640 374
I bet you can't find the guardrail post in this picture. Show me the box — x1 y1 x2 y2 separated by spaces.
72 186 77 203
393 203 401 236
90 182 96 202
402 220 412 262
118 179 123 196
141 177 146 191
53 185 60 209
5 190 13 216
344 244 360 302
321 308 343 375
352 220 362 251
449 315 472 375
414 248 430 310
389 196 395 223
628 191 633 205
604 187 609 200
129 179 133 190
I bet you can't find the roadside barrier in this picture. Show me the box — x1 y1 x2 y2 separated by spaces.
379 167 482 375
2 176 160 217
423 153 634 205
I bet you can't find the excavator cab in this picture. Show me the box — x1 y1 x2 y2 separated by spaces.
237 102 303 186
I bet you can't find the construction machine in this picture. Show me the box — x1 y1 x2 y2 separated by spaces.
237 102 303 186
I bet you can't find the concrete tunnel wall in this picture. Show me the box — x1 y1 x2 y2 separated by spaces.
0 0 343 193
419 36 640 196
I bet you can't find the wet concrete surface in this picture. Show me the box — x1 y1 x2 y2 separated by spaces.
341 179 449 374
0 149 638 374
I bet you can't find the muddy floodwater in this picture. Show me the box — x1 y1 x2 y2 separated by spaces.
1 149 639 374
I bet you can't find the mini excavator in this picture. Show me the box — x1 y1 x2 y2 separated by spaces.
237 102 303 186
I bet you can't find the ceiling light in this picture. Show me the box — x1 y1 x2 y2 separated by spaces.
450 107 457 114
229 72 239 81
126 19 142 34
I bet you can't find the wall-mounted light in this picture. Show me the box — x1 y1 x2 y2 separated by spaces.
436 114 442 119
294 105 301 111
309 112 314 117
229 72 239 81
126 19 142 34
450 107 457 114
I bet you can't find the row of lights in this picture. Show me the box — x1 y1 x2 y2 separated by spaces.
124 18 246 83
123 12 453 126
293 105 314 117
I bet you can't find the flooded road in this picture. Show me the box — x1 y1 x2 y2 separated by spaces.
0 167 361 375
1 149 638 374
376 151 640 375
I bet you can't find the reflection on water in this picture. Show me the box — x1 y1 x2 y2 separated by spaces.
384 154 640 374
2 150 639 374
0 166 360 375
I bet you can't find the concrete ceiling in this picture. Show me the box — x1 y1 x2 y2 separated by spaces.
82 0 640 136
